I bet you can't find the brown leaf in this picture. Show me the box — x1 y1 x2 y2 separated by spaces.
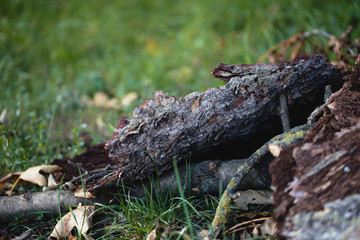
92 92 121 109
121 92 138 107
260 218 277 236
0 173 19 191
74 188 96 198
19 165 61 187
145 229 157 240
49 203 95 240
233 189 272 210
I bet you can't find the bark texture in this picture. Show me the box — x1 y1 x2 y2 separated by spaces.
270 56 360 239
100 55 341 192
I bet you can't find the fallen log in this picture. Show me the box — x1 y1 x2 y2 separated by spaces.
90 55 342 192
0 55 345 225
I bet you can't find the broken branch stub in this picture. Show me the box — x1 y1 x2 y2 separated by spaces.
104 55 342 186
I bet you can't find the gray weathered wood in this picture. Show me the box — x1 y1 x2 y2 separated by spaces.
102 55 341 188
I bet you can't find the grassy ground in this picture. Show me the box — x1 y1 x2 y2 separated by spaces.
0 0 359 238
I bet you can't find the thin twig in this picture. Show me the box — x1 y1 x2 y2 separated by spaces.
226 217 272 234
61 165 117 190
279 94 290 132
207 123 310 238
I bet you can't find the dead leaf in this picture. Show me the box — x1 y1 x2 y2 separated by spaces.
260 218 277 236
199 229 210 240
0 173 18 191
252 223 261 237
0 108 7 124
240 229 252 239
92 92 121 109
49 203 95 240
42 173 58 191
19 165 61 187
233 189 272 210
5 165 61 195
145 229 157 240
121 92 138 107
74 188 96 198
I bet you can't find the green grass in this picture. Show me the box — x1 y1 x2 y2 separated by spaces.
0 0 359 238
2 165 219 239
1 0 359 174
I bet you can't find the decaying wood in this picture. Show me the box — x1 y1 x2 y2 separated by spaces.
95 54 341 192
270 55 360 239
284 194 360 239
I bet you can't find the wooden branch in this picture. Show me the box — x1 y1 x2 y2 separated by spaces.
95 55 341 192
0 190 109 224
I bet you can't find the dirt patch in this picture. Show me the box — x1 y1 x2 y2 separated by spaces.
52 143 118 183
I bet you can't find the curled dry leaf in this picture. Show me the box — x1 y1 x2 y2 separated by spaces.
49 203 95 240
42 173 58 191
260 218 277 236
3 164 61 195
253 218 277 238
19 165 61 187
74 188 96 198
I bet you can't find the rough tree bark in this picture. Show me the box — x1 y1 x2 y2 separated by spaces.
270 56 360 239
91 55 341 192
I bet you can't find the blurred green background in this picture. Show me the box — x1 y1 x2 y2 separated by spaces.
0 0 359 175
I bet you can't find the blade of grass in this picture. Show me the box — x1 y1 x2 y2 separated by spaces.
173 158 194 238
